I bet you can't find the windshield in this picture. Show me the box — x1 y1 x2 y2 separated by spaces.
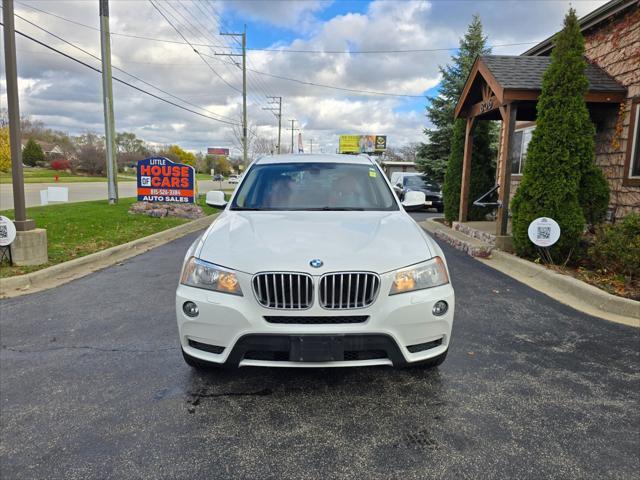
230 162 398 211
404 175 440 191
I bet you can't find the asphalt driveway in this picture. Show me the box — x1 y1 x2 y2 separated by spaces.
1 216 638 479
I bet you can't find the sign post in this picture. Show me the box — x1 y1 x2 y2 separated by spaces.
136 157 196 203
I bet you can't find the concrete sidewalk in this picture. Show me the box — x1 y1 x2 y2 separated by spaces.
0 179 231 209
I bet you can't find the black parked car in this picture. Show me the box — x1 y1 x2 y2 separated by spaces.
393 174 443 212
212 174 224 181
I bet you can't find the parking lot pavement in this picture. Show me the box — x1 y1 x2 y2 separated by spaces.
1 217 638 479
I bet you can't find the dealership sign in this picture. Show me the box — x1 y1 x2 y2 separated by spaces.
137 157 195 203
339 135 387 154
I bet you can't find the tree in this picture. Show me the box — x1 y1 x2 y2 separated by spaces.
0 127 10 172
74 132 105 175
22 138 44 167
418 14 495 183
511 9 607 259
385 143 419 163
161 145 196 167
116 131 149 168
439 15 497 221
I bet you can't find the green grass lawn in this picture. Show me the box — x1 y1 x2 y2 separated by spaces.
0 168 136 184
0 196 221 278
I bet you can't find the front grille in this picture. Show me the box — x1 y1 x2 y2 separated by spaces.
344 350 387 360
252 272 313 309
264 315 368 324
244 349 387 361
244 350 289 361
319 272 380 309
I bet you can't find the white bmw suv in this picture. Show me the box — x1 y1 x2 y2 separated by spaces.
176 154 454 369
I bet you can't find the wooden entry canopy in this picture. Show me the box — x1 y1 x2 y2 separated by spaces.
453 55 626 236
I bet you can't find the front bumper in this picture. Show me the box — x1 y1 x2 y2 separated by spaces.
176 276 454 368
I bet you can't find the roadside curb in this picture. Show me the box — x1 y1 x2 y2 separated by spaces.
0 214 217 299
419 218 639 327
421 217 493 257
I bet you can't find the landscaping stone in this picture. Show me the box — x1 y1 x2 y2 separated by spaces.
128 201 205 219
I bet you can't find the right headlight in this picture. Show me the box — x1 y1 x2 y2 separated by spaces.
180 257 243 296
389 257 449 295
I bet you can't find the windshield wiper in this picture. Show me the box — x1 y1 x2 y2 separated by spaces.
231 207 263 211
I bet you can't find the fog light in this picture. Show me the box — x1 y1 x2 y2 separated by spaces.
183 301 199 317
432 300 448 316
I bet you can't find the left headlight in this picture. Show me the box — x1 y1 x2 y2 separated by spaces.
389 257 449 295
180 257 243 296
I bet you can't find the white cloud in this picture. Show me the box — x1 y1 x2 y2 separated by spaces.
1 0 609 155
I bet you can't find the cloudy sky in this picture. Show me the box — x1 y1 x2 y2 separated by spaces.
1 0 607 155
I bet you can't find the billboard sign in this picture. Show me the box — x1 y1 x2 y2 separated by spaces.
339 135 387 153
207 147 230 156
137 156 195 203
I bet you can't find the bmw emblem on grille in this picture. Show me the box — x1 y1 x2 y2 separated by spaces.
309 259 323 268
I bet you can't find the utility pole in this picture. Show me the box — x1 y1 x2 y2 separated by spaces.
263 96 282 154
288 119 299 154
99 0 118 204
3 0 33 231
309 138 313 154
3 0 47 266
219 26 247 165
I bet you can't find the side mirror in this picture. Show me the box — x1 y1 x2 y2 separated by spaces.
402 191 426 209
205 190 227 208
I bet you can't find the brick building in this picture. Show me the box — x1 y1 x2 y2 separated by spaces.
454 0 639 237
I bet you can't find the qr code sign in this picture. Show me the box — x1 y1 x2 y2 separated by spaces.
0 225 6 239
537 226 551 240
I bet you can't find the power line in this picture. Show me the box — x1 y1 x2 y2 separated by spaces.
13 2 540 54
173 1 272 110
148 0 242 95
4 24 240 126
199 58 428 98
12 12 239 124
245 42 540 54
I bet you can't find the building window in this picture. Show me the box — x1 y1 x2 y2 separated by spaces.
628 101 640 179
511 126 534 175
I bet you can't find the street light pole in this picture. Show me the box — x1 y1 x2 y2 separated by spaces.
241 25 247 166
99 0 118 204
219 28 248 165
3 0 34 231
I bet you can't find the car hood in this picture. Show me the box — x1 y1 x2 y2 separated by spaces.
196 210 433 274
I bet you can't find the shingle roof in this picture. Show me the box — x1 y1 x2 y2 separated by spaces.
481 55 626 92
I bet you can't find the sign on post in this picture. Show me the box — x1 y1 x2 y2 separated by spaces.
0 216 17 246
528 217 561 247
207 147 229 156
137 156 195 203
339 135 387 154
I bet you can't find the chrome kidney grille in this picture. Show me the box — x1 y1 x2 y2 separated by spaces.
252 273 313 309
319 272 380 309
